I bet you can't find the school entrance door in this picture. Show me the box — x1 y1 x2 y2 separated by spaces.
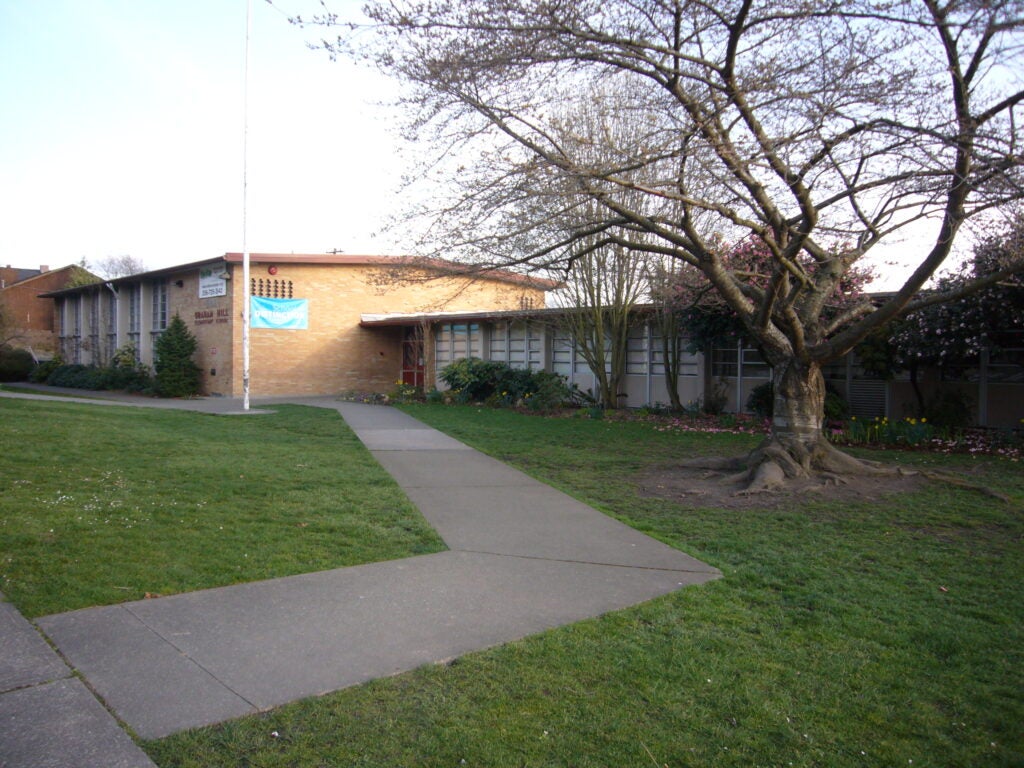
401 326 425 387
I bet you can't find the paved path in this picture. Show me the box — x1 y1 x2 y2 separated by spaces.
0 391 719 765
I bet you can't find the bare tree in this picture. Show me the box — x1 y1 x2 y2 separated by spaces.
309 0 1024 490
557 236 650 409
81 255 146 280
645 257 703 413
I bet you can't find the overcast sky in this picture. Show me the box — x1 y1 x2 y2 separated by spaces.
0 0 941 290
0 0 405 274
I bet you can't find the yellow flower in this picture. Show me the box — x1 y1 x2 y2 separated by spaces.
921 417 927 423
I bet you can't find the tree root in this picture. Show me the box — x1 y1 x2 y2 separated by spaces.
679 437 1009 501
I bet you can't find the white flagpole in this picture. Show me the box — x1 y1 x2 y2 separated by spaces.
242 0 252 411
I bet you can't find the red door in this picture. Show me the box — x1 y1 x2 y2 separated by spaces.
401 326 425 387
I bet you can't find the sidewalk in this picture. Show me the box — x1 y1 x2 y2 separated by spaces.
0 393 720 764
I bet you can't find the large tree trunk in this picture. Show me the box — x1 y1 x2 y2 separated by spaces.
683 354 889 493
771 358 824 445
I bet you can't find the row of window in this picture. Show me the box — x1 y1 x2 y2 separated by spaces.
59 282 168 362
433 321 702 377
61 283 168 334
432 326 1024 387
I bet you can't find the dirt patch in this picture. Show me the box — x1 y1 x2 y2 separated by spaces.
636 463 928 510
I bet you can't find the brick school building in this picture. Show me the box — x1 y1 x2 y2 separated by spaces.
43 253 553 397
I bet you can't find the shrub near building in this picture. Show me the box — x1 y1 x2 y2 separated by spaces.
0 346 34 382
154 315 201 398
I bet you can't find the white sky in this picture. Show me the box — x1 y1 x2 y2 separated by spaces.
0 0 406 274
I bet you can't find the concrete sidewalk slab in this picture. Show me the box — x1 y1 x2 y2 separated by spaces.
372 448 541 488
39 550 715 739
332 401 434 430
36 604 257 739
0 591 156 768
357 428 472 451
0 679 156 768
403 484 713 571
0 600 69 693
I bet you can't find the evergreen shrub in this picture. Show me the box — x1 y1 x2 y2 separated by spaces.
438 357 572 410
0 346 34 382
153 315 201 398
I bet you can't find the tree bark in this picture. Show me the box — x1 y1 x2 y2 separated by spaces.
770 359 824 446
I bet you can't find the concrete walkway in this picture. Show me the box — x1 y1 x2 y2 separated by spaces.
0 391 719 765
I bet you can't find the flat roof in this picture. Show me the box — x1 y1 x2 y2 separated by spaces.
360 307 566 327
41 253 560 297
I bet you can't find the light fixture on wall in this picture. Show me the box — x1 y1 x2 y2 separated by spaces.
174 279 184 288
268 265 278 275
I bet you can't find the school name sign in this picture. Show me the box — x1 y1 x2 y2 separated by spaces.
251 297 309 330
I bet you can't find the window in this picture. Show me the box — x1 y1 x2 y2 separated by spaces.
128 284 141 353
434 323 482 373
88 294 100 361
987 335 1019 385
711 342 738 377
105 291 118 361
527 328 543 370
741 347 771 379
711 340 770 379
507 321 543 370
650 327 699 377
508 322 527 368
434 325 452 371
151 280 168 335
489 322 508 361
68 296 81 363
551 331 574 376
626 326 648 375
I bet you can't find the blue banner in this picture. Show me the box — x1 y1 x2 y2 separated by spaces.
250 297 308 330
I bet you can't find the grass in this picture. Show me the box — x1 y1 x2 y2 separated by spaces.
144 404 1024 768
0 399 445 618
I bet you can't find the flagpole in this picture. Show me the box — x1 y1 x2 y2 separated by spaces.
242 0 252 411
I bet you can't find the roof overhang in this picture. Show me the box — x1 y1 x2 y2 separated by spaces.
361 306 576 327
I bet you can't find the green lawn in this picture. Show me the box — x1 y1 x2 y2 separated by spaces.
0 399 445 617
145 404 1024 768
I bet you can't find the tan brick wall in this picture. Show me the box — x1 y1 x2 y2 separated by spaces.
211 262 544 397
159 264 544 399
164 269 235 397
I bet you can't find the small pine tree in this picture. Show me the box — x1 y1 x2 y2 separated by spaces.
153 315 201 398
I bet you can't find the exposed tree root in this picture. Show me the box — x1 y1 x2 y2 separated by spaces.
680 436 1008 500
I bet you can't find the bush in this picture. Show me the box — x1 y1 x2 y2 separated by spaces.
703 379 730 415
924 388 974 430
522 370 573 411
154 316 201 398
746 382 773 420
824 386 850 422
42 345 153 393
0 346 35 382
389 381 424 403
46 363 101 389
438 358 573 410
29 355 63 383
438 358 506 402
